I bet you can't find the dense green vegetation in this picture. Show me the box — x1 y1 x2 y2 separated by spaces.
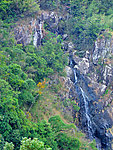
0 21 68 149
1 0 112 149
0 1 82 149
0 0 39 20
3 137 52 150
67 0 113 55
40 0 113 56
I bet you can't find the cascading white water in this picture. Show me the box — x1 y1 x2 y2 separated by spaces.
39 22 43 39
80 87 93 138
33 28 38 47
73 69 77 83
72 64 93 138
72 66 111 149
33 21 43 47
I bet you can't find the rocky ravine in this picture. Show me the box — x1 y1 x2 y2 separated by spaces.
13 11 113 150
68 35 113 150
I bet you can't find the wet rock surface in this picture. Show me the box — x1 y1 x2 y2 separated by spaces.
68 59 113 149
68 36 113 149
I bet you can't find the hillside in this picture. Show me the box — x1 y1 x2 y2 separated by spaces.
0 0 113 150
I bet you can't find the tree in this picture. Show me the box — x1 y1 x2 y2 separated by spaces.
49 115 81 150
20 137 52 150
0 0 39 20
0 134 5 150
3 142 14 150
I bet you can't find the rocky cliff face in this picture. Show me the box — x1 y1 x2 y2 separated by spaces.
13 11 113 150
50 35 113 149
14 11 59 47
69 35 113 150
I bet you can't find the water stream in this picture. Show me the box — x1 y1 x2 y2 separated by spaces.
70 59 108 150
73 68 93 138
39 22 43 39
73 69 77 83
33 27 38 47
33 21 43 47
80 87 93 138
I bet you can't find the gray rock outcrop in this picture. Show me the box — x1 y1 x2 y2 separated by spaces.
14 11 59 47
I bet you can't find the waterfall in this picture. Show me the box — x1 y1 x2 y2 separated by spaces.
33 27 38 47
74 69 77 83
71 65 93 139
70 58 112 150
80 87 93 138
33 21 43 47
39 22 43 39
73 68 92 137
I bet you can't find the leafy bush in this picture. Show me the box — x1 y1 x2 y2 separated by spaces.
49 115 81 150
20 137 52 150
0 0 39 20
3 142 14 150
57 133 80 150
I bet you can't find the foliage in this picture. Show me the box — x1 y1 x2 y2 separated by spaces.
39 0 58 10
0 0 39 20
36 120 58 150
40 33 68 73
54 0 113 55
73 104 80 112
49 115 81 150
89 140 98 150
0 16 68 149
20 137 51 150
37 78 47 95
0 78 55 149
0 134 5 149
3 138 52 150
3 142 14 150
56 133 80 150
0 0 104 150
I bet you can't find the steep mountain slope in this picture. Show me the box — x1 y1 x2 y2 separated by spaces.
0 0 113 150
